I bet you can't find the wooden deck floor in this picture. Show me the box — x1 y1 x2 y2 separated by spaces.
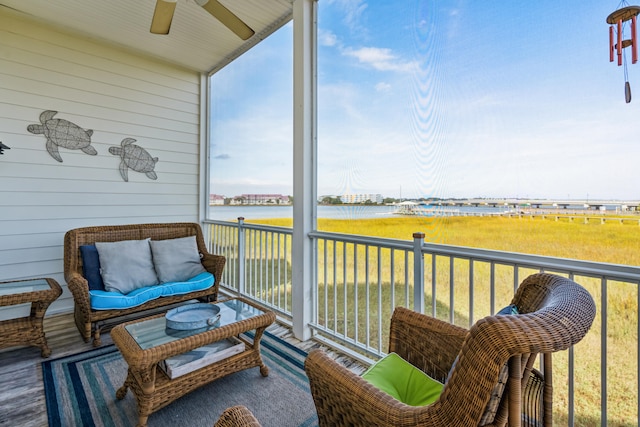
0 312 365 427
0 313 101 427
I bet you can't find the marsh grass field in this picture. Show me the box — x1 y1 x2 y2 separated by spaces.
245 214 639 426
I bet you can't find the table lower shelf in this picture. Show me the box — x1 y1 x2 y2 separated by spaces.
117 345 268 427
0 316 51 357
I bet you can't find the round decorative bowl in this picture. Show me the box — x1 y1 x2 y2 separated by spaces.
165 303 221 330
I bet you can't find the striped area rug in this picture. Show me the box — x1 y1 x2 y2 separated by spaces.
42 330 318 427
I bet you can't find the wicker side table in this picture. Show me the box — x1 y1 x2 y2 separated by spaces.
0 278 62 357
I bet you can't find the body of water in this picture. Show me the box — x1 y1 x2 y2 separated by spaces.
209 205 395 220
208 204 511 221
208 203 634 221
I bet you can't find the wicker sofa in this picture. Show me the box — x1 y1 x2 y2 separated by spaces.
64 222 225 346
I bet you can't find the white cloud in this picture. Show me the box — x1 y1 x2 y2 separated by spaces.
319 29 339 47
327 0 369 33
343 46 419 72
375 82 391 92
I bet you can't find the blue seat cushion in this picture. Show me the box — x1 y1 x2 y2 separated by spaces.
89 272 214 310
497 303 518 315
361 352 444 406
79 245 105 291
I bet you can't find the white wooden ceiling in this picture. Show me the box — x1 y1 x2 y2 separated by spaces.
0 0 293 73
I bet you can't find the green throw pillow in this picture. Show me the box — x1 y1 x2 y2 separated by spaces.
361 352 444 406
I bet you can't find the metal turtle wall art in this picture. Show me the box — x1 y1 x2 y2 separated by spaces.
109 138 159 182
27 110 97 162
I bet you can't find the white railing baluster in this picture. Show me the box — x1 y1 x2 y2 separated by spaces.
285 233 289 311
449 257 454 324
237 218 245 293
276 233 281 308
404 252 409 308
431 254 437 318
351 242 357 341
469 260 474 328
412 232 425 314
365 244 370 349
271 231 276 306
354 243 359 346
390 248 395 312
225 224 231 288
248 228 253 296
568 272 575 427
490 262 496 314
260 231 264 301
337 241 342 335
601 277 608 427
377 246 382 352
322 238 327 329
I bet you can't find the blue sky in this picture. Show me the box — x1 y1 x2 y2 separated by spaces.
210 0 640 201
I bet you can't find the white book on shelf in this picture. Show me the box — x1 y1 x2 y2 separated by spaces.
159 337 245 379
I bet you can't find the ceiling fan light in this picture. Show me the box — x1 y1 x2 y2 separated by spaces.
150 0 178 35
194 0 255 40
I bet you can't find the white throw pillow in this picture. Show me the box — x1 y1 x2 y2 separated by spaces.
95 238 159 294
150 236 206 283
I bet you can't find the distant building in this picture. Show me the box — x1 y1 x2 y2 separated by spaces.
341 193 383 204
209 194 225 205
232 194 290 205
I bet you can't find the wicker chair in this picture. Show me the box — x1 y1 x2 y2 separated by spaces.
214 406 263 427
305 273 596 427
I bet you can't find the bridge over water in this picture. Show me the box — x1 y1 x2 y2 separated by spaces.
433 199 640 211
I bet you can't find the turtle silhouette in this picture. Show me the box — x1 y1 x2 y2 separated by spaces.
109 138 158 182
27 110 97 162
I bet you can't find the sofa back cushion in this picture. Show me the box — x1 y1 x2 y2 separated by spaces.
95 238 159 294
65 223 207 280
150 236 206 283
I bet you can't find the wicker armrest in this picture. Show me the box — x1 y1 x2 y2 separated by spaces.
66 272 91 314
389 307 467 382
306 348 433 427
201 253 226 284
214 405 262 427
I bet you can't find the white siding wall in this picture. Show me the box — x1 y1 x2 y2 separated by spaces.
0 12 204 316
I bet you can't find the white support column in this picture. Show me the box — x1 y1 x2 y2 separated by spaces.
291 0 317 341
199 72 210 224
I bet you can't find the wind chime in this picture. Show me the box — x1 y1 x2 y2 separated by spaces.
607 3 640 103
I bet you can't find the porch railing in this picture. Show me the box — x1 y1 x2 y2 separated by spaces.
203 219 640 427
207 218 294 317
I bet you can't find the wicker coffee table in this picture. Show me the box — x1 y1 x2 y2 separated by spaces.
111 297 276 427
0 278 62 357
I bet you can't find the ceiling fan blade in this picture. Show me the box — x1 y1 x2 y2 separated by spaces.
195 0 255 40
150 0 178 34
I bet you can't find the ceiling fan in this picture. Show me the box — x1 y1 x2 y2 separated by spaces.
150 0 254 40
